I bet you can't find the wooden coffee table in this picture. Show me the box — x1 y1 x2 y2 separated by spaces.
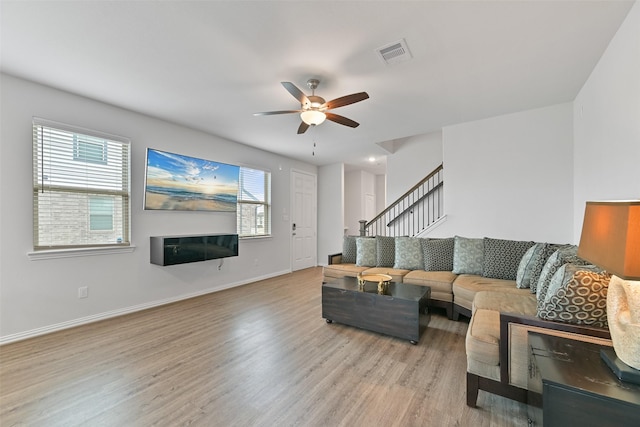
322 276 430 344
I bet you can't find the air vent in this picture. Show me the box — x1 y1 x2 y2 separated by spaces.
376 39 412 65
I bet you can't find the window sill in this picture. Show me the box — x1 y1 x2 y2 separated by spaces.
239 235 272 241
28 245 136 260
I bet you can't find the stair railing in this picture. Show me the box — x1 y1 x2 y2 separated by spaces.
362 164 444 237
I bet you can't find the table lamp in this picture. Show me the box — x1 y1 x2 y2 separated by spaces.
577 200 640 384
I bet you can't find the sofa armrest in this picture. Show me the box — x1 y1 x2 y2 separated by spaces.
499 312 611 387
328 253 343 265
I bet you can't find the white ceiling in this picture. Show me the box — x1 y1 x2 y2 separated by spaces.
1 1 634 174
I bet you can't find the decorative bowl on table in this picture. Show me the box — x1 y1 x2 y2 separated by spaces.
357 273 392 294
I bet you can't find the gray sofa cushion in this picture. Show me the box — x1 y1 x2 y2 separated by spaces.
453 236 484 275
342 235 357 264
376 235 395 267
529 243 566 294
516 242 545 289
538 263 610 328
355 237 377 267
394 237 424 270
483 238 536 280
536 245 590 310
423 237 454 271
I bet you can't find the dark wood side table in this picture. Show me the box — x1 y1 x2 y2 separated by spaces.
528 332 640 427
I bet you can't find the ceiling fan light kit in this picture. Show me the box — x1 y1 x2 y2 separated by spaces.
254 78 369 134
300 110 326 126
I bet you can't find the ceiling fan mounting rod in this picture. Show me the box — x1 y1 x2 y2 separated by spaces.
306 78 320 95
304 79 325 110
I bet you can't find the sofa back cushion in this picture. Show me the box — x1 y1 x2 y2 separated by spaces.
482 238 536 280
516 243 545 289
422 237 454 271
393 237 424 270
355 237 377 267
376 235 395 267
529 243 566 293
342 235 357 264
453 236 484 275
538 263 610 328
535 245 590 309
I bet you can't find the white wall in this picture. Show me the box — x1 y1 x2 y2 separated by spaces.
344 170 360 235
0 74 316 341
386 131 443 203
344 169 377 235
375 173 386 213
573 1 640 241
433 103 575 243
317 163 344 265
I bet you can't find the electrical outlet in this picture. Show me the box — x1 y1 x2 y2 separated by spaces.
78 286 88 299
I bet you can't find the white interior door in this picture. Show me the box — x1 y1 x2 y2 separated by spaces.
291 170 317 271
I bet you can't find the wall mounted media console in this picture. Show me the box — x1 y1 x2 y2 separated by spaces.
150 234 239 266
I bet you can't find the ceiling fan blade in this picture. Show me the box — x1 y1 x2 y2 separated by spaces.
297 122 310 134
282 82 310 105
325 112 359 128
323 92 369 110
253 110 301 116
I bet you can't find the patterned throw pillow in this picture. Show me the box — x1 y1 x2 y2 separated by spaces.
342 235 357 264
536 245 590 310
394 237 424 270
356 237 376 267
423 238 454 271
516 243 545 289
538 264 611 328
452 236 484 275
376 236 395 267
529 243 565 294
482 238 536 280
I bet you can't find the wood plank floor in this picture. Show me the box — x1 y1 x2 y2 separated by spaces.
0 267 529 426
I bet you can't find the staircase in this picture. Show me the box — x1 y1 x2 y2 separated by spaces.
362 164 444 237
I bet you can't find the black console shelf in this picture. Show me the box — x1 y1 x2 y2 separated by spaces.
150 234 238 266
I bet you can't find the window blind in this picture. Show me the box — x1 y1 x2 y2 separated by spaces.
32 118 131 250
237 167 271 237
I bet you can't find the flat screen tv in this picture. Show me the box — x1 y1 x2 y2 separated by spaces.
144 148 239 212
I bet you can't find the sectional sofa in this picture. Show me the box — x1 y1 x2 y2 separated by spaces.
324 235 544 320
323 235 613 406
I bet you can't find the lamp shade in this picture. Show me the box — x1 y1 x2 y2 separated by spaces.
577 200 640 280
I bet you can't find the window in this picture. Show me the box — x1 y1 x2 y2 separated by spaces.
237 167 271 237
89 196 114 231
32 118 130 250
73 135 107 164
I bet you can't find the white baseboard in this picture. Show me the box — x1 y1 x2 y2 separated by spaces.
0 269 291 345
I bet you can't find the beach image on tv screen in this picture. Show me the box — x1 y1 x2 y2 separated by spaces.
144 148 239 212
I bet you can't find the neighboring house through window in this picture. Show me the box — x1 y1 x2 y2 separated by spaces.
32 118 131 250
73 134 108 164
237 166 271 238
89 196 114 231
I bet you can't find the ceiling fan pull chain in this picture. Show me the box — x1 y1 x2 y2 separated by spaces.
312 130 317 156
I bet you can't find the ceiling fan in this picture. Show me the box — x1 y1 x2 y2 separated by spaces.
254 79 369 134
